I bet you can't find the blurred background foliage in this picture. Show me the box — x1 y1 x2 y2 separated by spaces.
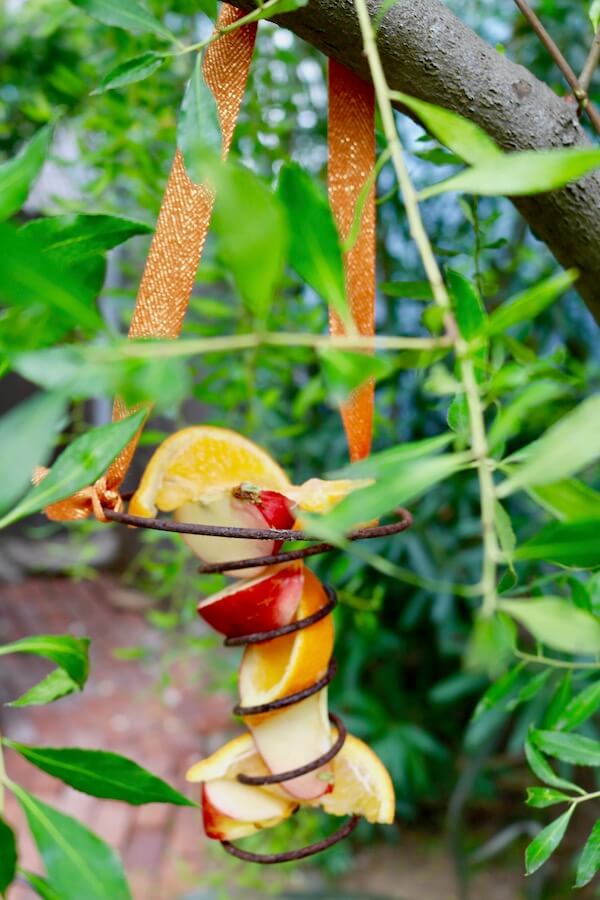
1 0 600 896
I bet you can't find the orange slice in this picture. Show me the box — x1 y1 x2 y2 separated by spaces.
316 733 395 824
289 477 372 514
238 568 333 716
129 426 290 517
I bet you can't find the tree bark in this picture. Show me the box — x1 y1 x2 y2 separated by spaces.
230 0 600 322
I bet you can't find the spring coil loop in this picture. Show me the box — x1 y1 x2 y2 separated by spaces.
105 505 412 863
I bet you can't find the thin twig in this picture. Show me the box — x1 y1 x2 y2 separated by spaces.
512 0 600 134
580 28 600 94
352 0 500 618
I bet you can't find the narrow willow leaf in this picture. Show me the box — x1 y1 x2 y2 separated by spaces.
557 681 600 732
507 668 552 709
529 480 600 523
7 744 195 807
93 53 166 93
591 0 600 31
515 519 600 569
212 163 288 322
532 729 600 767
330 433 453 479
319 349 394 403
13 786 131 900
20 214 152 261
526 787 574 808
390 90 501 165
7 668 79 708
498 395 600 497
495 501 516 570
0 636 89 686
0 392 67 517
486 270 577 337
525 807 574 875
315 452 469 537
0 223 104 331
525 736 582 793
69 0 173 39
472 662 524 719
543 672 572 729
0 817 17 894
18 871 61 900
277 163 350 329
447 269 486 339
177 53 221 184
0 125 52 221
380 280 433 300
575 820 600 888
499 598 600 656
0 410 146 528
421 149 600 199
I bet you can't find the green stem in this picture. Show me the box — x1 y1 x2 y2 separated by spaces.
0 737 6 814
514 648 600 670
173 0 285 58
352 0 499 615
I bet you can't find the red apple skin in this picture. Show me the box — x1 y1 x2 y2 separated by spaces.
198 564 303 637
201 784 230 840
232 486 297 560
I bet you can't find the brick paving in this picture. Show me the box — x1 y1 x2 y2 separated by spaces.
0 577 234 900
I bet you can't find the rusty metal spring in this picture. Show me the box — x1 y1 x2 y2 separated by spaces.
104 505 412 863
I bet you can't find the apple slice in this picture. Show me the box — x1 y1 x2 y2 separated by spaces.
201 781 296 841
248 690 334 801
175 485 296 578
198 563 303 637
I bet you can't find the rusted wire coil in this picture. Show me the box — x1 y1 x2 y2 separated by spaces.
104 505 412 863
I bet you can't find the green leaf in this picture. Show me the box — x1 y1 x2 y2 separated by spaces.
13 785 131 900
557 681 600 732
486 270 577 338
69 0 173 39
0 410 146 528
6 744 195 807
525 807 574 875
591 0 600 31
177 53 221 184
380 280 433 300
390 91 501 165
532 729 600 767
488 382 570 452
7 668 79 708
212 163 288 322
0 393 67 517
466 613 517 676
498 395 600 497
499 598 600 656
0 223 104 332
543 671 573 728
0 817 17 895
447 269 486 339
330 433 454 479
315 452 469 537
529 480 600 523
93 53 166 93
0 125 52 221
277 163 350 330
20 215 152 262
495 501 516 571
515 519 600 569
18 870 61 900
318 349 394 404
526 787 574 808
575 820 600 888
420 149 600 199
0 636 89 686
525 735 582 793
472 662 524 719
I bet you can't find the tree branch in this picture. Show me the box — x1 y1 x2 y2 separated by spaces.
229 0 600 323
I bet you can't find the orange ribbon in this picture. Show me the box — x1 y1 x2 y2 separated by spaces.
45 4 376 521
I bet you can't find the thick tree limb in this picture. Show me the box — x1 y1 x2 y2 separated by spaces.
230 0 600 322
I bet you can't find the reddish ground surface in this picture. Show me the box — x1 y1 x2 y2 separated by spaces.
0 576 233 900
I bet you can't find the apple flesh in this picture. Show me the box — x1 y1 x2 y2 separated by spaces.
201 780 296 840
247 690 334 801
198 563 303 637
175 485 296 578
